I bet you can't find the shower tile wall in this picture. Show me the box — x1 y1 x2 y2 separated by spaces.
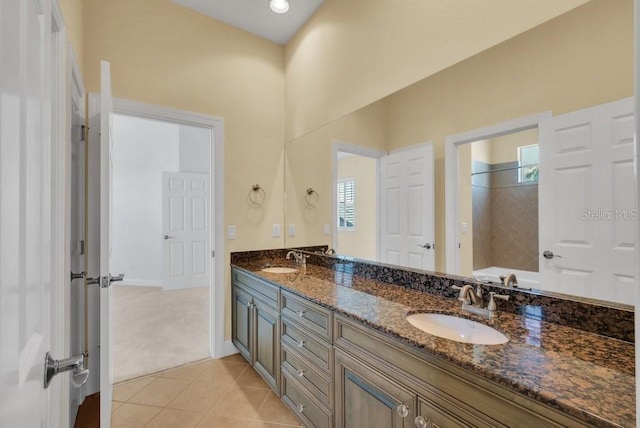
472 161 539 272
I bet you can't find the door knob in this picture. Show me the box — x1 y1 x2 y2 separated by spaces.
543 250 562 259
164 235 174 240
44 352 89 388
417 243 432 249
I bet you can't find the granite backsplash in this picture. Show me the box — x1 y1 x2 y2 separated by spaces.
230 248 634 343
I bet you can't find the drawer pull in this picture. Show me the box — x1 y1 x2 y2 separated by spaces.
297 310 306 317
397 404 410 418
296 368 305 377
296 404 305 413
296 340 305 348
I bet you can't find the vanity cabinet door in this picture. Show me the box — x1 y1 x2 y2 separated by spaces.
335 349 415 428
253 297 280 392
232 284 253 362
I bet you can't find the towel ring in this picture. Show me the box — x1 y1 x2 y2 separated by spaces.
305 187 319 207
248 184 266 206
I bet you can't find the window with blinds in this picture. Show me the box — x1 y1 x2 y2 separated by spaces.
337 178 355 230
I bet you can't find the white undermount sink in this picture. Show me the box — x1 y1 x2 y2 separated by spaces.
406 313 508 345
261 267 298 274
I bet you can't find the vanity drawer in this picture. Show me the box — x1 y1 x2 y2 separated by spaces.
282 371 333 428
282 317 333 375
281 290 333 341
233 267 279 307
282 345 333 408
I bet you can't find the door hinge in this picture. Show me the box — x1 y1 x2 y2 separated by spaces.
80 240 85 255
211 250 215 258
458 243 461 249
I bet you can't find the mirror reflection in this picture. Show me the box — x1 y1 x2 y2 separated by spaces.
283 1 634 304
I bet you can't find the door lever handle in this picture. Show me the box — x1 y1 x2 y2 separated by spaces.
164 235 174 240
101 274 125 288
44 352 89 388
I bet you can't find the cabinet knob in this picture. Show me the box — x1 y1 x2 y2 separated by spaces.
414 416 429 428
296 404 305 413
296 340 305 348
396 403 410 418
296 368 305 377
296 310 305 317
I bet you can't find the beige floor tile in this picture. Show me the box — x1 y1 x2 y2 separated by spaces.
159 359 213 381
111 403 161 428
255 392 301 426
249 422 302 428
168 380 228 413
112 376 158 402
196 361 248 388
146 408 204 428
197 413 254 428
112 401 124 412
209 385 270 419
234 367 270 390
128 377 192 407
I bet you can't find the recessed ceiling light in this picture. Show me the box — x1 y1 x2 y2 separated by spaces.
269 0 290 14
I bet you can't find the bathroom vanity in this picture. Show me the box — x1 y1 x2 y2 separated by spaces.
231 250 635 428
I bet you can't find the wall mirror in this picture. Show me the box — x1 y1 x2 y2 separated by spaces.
282 1 634 306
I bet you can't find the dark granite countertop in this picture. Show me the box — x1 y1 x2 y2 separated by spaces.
232 259 635 428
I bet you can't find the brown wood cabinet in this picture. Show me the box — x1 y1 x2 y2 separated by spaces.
231 275 280 392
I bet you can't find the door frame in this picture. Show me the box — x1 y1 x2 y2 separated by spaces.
110 98 226 358
331 141 386 260
444 112 550 275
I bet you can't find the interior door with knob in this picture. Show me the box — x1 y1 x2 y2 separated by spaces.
99 60 120 426
538 97 635 303
380 144 435 271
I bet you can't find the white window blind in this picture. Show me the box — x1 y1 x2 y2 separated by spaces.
337 178 355 230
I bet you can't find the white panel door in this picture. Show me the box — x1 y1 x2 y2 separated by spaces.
163 172 210 289
380 145 435 270
99 60 116 427
0 0 54 425
539 97 635 303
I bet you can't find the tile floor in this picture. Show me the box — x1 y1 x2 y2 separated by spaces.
113 285 210 383
110 355 302 428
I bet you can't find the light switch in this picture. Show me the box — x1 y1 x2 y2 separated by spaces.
288 224 296 237
461 222 469 234
323 224 330 235
227 225 237 240
272 224 281 237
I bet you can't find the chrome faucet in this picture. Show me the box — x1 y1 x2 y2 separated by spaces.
500 273 518 288
452 284 509 319
286 250 306 266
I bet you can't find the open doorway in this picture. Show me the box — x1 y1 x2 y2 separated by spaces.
111 113 212 382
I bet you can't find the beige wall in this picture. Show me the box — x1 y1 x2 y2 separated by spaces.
337 155 377 260
284 0 588 142
59 0 83 73
80 0 286 339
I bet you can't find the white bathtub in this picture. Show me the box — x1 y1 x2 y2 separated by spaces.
472 266 539 289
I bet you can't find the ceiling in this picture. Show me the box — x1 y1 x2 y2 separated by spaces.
173 0 325 45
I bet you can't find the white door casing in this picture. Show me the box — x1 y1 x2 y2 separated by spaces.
163 172 210 290
99 60 115 427
539 97 635 304
380 144 435 271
